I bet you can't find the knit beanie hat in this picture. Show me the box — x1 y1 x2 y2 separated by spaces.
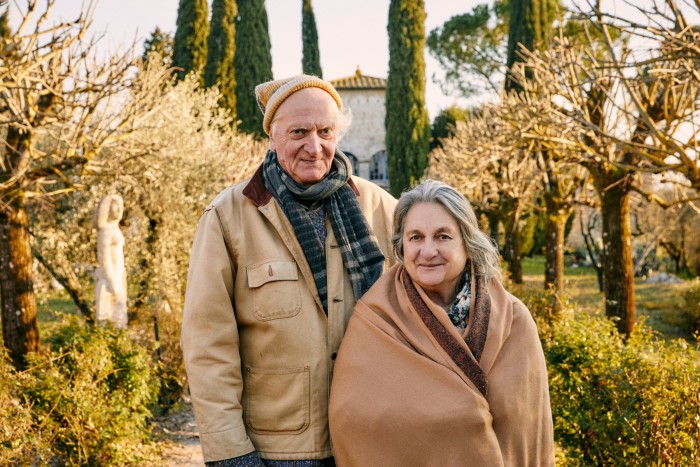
255 74 343 135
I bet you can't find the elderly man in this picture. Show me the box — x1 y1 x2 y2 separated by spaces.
181 75 397 466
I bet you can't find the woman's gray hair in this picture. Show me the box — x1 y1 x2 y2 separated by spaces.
392 179 502 282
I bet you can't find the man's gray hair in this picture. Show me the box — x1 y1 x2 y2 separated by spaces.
392 179 502 282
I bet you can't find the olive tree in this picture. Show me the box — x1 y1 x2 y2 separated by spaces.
0 1 169 368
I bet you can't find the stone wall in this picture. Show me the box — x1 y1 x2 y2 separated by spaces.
337 88 386 183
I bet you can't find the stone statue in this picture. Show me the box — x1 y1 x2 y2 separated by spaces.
94 194 127 328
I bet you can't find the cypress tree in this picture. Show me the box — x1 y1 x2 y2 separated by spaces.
173 0 209 81
504 0 560 288
301 0 322 77
0 9 10 41
142 27 174 67
205 0 237 113
505 0 553 91
234 0 273 136
386 0 430 196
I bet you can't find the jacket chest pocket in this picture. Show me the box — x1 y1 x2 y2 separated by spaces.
246 260 302 320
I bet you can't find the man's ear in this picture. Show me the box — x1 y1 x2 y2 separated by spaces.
269 138 276 152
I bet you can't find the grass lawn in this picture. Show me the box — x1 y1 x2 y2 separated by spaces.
520 256 696 342
36 289 81 342
30 256 697 344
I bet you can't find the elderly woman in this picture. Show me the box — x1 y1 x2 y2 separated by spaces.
329 180 554 466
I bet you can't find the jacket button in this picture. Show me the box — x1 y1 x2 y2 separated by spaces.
331 352 338 360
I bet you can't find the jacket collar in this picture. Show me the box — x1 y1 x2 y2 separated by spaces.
242 159 361 207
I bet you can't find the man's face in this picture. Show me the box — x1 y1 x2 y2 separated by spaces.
269 88 338 186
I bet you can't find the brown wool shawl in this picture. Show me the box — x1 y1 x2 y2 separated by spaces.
329 264 554 467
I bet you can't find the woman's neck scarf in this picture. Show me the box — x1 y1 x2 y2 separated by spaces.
262 150 385 312
448 269 472 331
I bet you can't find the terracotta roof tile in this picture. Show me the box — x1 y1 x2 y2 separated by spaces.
330 67 387 90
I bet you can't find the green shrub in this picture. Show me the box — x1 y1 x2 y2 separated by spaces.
0 350 53 464
679 278 700 336
546 313 700 466
0 318 160 465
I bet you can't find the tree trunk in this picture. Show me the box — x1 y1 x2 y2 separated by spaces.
580 213 604 292
600 184 636 336
544 212 567 292
487 212 500 248
0 203 40 369
133 216 159 311
503 213 523 284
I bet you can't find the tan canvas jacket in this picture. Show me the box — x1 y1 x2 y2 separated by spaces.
181 165 397 462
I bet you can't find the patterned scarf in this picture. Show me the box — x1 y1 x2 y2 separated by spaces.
448 268 472 332
262 150 385 312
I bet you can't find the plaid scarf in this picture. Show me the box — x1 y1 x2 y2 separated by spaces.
262 150 385 312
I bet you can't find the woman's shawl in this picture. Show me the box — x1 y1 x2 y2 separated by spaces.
329 264 554 467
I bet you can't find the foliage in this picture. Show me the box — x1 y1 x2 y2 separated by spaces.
0 348 49 463
427 1 509 97
0 8 9 39
30 57 266 404
509 260 699 465
205 0 237 113
173 0 209 81
680 279 700 336
517 210 540 256
633 184 700 277
1 1 174 368
142 27 174 68
505 0 556 91
430 105 469 150
386 0 431 196
234 0 273 136
0 319 159 465
302 0 323 77
433 0 700 332
521 204 575 257
507 0 700 333
543 313 700 465
427 103 544 283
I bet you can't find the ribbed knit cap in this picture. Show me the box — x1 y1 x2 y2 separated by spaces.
254 74 343 135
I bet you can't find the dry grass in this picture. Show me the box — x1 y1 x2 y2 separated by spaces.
520 256 695 342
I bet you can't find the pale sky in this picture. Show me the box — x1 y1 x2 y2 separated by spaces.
22 0 481 119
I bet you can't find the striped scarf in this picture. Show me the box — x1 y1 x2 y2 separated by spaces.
262 150 385 312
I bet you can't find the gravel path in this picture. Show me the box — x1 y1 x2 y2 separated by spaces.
153 403 204 466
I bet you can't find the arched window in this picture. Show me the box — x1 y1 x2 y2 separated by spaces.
343 151 360 175
369 150 387 182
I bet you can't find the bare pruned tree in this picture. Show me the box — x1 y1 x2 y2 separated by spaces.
428 102 541 284
496 85 591 295
508 0 700 335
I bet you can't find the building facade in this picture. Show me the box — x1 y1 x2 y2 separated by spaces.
330 68 389 188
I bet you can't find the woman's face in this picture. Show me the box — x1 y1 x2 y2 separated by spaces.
402 202 467 306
